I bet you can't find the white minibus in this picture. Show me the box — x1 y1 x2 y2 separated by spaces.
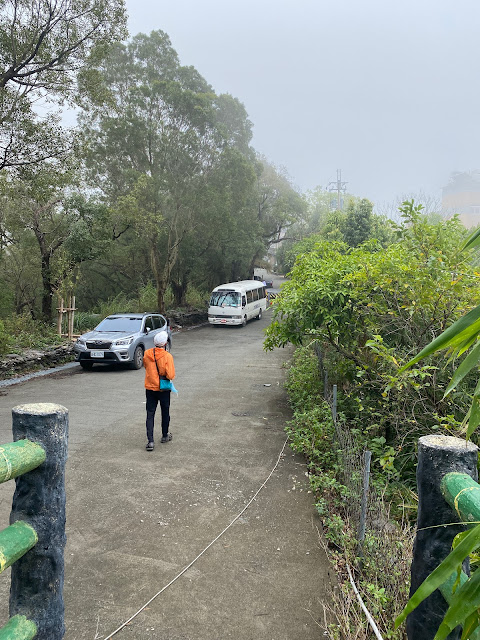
208 280 268 327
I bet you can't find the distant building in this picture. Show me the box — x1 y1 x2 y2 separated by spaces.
442 171 480 228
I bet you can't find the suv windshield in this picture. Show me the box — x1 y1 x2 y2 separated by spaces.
94 317 143 332
210 291 241 307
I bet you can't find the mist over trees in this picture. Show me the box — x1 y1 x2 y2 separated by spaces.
0 4 463 330
0 16 305 321
275 187 395 273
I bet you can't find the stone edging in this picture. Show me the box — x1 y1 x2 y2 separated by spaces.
0 344 76 377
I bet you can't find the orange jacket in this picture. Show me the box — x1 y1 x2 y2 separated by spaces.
143 347 175 391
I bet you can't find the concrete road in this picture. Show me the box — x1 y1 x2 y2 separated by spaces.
0 304 332 639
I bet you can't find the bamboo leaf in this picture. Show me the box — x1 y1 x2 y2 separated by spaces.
452 530 470 549
445 342 480 396
449 320 480 353
456 332 480 358
463 228 480 251
460 610 479 640
466 394 480 440
395 524 480 628
434 567 480 639
401 306 480 370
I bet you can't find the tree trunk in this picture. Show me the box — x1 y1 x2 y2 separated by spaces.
171 279 187 307
150 238 167 313
41 253 54 322
156 286 166 314
248 249 263 280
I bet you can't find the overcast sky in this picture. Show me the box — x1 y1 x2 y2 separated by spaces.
124 0 480 209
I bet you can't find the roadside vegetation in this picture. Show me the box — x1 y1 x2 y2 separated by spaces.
3 3 480 635
266 199 480 638
0 4 304 348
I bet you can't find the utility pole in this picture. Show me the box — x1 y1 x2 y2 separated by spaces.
328 169 348 210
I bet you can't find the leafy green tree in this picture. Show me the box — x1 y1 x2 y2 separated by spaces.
249 156 306 274
0 0 127 170
1 163 112 320
80 30 258 310
276 188 394 274
169 147 258 300
343 198 373 247
395 216 480 640
265 201 477 478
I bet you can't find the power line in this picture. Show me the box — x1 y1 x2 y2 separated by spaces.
328 169 348 210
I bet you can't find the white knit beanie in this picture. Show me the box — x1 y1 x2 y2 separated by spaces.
154 331 169 346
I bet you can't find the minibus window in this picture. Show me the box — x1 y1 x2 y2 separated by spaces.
210 291 241 307
246 290 253 304
252 289 259 301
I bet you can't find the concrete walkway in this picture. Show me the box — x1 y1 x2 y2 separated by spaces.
0 303 332 639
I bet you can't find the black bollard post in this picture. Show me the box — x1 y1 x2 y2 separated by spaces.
9 403 68 640
407 435 478 640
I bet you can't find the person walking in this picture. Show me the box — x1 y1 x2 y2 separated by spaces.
143 330 175 451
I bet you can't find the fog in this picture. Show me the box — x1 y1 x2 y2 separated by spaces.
123 0 479 208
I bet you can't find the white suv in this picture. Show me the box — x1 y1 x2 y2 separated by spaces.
74 313 171 370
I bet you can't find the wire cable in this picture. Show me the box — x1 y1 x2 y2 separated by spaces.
101 436 290 639
346 564 384 640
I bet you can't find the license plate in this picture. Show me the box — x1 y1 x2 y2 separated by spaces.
221 319 227 323
91 351 104 358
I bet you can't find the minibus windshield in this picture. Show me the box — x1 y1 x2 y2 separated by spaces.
210 290 241 307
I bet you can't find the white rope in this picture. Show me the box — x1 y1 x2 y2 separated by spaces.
101 437 289 639
346 564 384 640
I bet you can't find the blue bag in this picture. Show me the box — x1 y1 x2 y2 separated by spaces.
160 377 172 391
154 347 178 393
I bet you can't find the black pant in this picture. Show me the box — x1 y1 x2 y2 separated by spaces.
146 389 171 442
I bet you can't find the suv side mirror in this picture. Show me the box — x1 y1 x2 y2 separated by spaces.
145 327 151 334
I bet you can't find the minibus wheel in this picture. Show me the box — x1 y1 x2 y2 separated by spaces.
242 315 247 327
257 309 262 320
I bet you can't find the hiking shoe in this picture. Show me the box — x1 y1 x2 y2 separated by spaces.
146 442 154 451
160 433 173 443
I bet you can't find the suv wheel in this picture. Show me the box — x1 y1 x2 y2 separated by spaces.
165 339 171 352
130 346 144 370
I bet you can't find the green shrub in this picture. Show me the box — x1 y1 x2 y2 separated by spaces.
73 312 101 333
284 345 323 413
284 343 411 639
2 314 59 352
0 319 14 355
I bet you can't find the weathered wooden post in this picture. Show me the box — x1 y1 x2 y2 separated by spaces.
357 449 372 557
10 403 69 640
407 435 478 640
56 297 64 337
69 295 75 339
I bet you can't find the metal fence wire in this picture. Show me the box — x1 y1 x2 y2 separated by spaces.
313 345 413 639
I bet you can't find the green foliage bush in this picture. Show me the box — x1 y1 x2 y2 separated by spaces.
284 344 411 639
0 314 59 355
271 202 480 637
73 312 101 333
92 283 209 318
0 319 14 355
266 201 479 484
